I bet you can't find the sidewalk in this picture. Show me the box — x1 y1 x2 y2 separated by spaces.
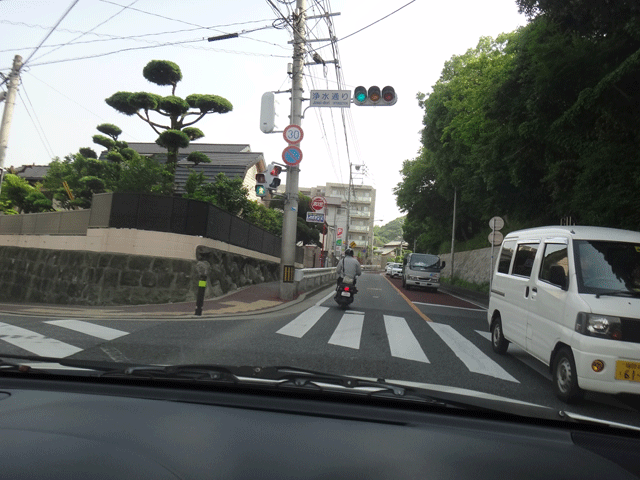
0 281 319 320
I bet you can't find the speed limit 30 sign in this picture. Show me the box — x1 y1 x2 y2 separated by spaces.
283 125 304 144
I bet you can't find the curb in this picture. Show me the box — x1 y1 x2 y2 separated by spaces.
0 282 337 321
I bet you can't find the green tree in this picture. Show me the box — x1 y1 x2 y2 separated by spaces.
183 172 250 216
105 60 232 176
0 174 53 214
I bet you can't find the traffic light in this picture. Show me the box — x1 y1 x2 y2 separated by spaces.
264 163 282 192
255 172 267 197
353 85 397 106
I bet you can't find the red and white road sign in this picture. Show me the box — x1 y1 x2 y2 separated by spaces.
310 196 326 211
283 124 304 144
337 227 343 237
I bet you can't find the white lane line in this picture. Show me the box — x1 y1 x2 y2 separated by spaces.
45 320 128 340
0 322 82 358
414 302 486 312
428 323 519 383
276 306 328 338
383 315 429 363
328 313 364 349
476 331 491 341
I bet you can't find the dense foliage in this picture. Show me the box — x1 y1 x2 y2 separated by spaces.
373 217 405 247
396 0 640 253
0 174 52 214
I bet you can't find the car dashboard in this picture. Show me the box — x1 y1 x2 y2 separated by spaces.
0 373 639 479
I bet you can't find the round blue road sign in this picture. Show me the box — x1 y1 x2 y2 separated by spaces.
282 145 303 166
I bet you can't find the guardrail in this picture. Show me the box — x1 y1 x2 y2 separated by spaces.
294 267 337 295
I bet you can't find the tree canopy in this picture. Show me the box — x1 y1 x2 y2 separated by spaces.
105 60 233 176
396 3 640 253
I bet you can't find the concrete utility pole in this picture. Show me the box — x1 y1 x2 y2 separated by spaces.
0 55 23 174
279 0 306 300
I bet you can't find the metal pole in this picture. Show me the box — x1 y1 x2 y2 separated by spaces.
450 187 457 280
0 55 23 188
345 165 352 248
279 0 306 300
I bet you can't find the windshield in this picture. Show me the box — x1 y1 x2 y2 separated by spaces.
575 240 640 295
2 0 640 437
409 254 440 270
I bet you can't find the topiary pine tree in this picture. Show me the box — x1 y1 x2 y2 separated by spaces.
105 60 232 177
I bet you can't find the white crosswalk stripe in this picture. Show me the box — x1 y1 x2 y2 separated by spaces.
383 315 429 363
0 322 82 358
276 306 328 338
45 320 128 340
328 312 364 349
0 320 131 358
428 323 518 383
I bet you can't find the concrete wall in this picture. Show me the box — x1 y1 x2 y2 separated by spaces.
439 246 499 286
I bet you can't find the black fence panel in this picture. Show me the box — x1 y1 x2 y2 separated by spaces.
206 204 232 243
263 233 281 258
185 200 208 237
247 225 264 252
229 216 251 249
170 197 189 234
296 246 304 265
137 194 172 232
101 193 284 259
109 193 140 228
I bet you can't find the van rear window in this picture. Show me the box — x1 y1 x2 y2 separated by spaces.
512 243 539 278
497 240 515 273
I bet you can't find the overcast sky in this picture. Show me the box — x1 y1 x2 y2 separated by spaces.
0 0 527 224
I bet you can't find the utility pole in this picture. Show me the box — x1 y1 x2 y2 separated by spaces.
0 55 23 182
279 0 306 300
450 187 457 280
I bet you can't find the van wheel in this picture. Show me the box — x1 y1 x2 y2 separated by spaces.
552 347 583 403
490 317 509 354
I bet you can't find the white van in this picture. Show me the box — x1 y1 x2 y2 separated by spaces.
402 253 446 292
488 226 640 403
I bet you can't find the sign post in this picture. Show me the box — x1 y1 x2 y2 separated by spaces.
488 216 504 288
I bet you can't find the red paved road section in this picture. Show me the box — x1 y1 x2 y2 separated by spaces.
385 275 484 310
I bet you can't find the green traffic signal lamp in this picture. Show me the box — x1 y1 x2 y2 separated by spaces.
354 86 367 105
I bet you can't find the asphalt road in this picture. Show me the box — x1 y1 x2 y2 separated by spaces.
2 271 640 428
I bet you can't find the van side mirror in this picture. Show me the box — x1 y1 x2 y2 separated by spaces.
549 265 567 290
440 261 446 270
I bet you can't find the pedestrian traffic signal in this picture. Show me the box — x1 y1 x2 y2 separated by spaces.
255 172 267 197
353 85 397 106
264 163 282 192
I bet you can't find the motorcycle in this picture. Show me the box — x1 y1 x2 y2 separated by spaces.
334 275 357 309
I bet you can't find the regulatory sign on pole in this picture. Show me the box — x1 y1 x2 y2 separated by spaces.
283 124 303 144
282 145 303 166
306 212 325 223
310 196 326 211
488 231 504 246
489 216 504 231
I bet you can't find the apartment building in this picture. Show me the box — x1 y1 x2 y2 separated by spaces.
298 182 376 264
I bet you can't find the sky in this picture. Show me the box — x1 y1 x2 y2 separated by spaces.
0 0 527 225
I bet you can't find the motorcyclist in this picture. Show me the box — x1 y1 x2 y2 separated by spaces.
336 248 362 287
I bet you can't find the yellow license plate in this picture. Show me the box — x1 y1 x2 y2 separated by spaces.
615 361 640 382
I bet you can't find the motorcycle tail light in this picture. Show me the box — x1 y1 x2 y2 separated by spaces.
344 287 350 292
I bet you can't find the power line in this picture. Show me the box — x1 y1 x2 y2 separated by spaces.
22 0 80 67
25 38 290 67
31 0 139 64
18 87 55 159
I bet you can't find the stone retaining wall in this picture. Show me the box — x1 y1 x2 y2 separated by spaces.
439 246 499 286
0 245 279 306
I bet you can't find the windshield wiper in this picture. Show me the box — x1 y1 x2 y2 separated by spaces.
595 289 640 299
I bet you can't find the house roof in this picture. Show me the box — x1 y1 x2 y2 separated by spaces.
173 153 265 193
13 165 50 182
126 142 251 155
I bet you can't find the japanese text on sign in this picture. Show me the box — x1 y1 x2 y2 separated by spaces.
310 90 351 108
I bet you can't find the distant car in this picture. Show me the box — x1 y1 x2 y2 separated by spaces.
387 263 403 277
